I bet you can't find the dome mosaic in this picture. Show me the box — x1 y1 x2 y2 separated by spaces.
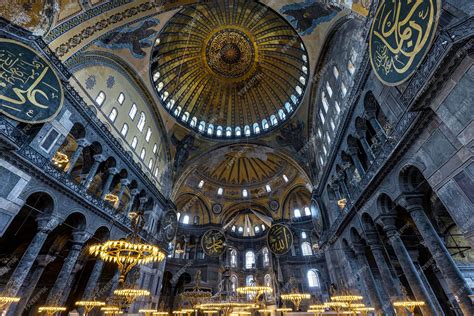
150 0 310 139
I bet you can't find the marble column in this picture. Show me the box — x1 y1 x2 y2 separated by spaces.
82 154 105 189
4 215 59 296
107 270 121 297
100 167 119 199
356 132 375 162
365 229 401 299
403 194 474 315
336 176 351 201
116 178 130 208
46 231 90 305
66 139 89 175
348 147 366 177
366 112 387 142
125 189 140 214
9 255 56 316
82 259 105 299
59 261 85 305
381 215 439 315
352 243 386 314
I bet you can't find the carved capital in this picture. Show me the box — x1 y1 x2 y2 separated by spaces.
107 167 119 175
398 193 424 213
71 231 91 245
92 154 106 163
37 254 56 267
76 138 90 148
120 178 131 186
36 215 59 233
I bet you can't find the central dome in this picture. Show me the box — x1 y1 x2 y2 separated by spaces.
151 0 309 139
206 29 255 77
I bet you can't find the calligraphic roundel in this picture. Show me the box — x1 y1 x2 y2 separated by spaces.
267 223 293 255
369 0 441 86
201 229 226 257
0 38 64 123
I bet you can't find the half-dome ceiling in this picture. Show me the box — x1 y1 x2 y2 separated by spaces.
151 0 310 139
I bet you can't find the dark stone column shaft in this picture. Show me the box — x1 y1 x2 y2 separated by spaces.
4 216 58 296
384 225 440 315
406 201 473 315
46 232 89 304
83 260 105 299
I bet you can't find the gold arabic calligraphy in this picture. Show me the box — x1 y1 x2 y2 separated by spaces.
268 225 292 255
370 0 438 82
203 230 225 256
0 39 62 122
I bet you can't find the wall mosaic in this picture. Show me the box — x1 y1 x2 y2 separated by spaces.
280 0 340 36
94 18 160 59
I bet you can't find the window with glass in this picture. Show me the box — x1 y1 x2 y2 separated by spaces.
137 112 146 132
245 251 255 269
307 270 320 288
231 249 238 267
301 242 312 256
120 123 128 136
108 108 118 122
129 104 137 119
95 91 106 106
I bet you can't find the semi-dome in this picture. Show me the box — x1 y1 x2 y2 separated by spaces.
150 0 309 139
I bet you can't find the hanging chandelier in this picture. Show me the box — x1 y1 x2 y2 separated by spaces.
280 292 311 311
89 210 165 284
75 301 106 315
113 288 150 306
38 306 67 316
180 271 212 307
236 285 272 305
0 296 20 310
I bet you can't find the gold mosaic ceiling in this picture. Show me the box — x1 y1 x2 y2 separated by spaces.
151 0 310 139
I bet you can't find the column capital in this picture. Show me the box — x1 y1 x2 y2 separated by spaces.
107 167 120 175
120 178 131 186
93 154 106 162
36 255 56 267
397 193 425 213
71 230 91 245
36 215 60 233
76 138 90 147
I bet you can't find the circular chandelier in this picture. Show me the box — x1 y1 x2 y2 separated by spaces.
393 300 425 313
38 306 67 316
0 296 20 310
114 288 150 305
180 271 212 307
90 240 165 283
197 302 258 316
89 210 165 284
280 293 311 311
75 301 105 315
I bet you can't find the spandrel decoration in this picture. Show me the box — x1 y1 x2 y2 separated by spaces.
369 0 440 86
267 223 293 255
201 229 226 257
0 38 63 123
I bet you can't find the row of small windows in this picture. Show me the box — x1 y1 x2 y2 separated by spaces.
234 269 319 289
230 249 270 269
293 206 312 218
317 57 356 167
154 69 304 138
95 91 160 176
198 175 288 197
231 224 266 234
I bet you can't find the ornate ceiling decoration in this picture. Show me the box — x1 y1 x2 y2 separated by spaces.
150 0 310 139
